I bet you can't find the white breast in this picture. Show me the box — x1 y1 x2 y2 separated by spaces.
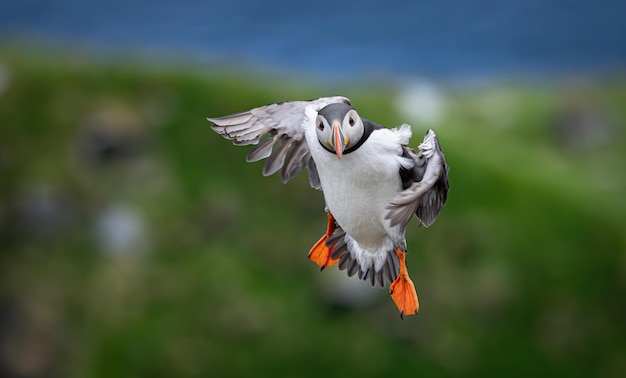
305 120 414 253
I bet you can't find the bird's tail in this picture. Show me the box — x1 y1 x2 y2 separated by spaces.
328 228 400 288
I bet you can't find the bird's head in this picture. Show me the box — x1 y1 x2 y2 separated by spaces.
315 103 364 159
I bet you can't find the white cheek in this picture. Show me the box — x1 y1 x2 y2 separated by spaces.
317 129 329 143
347 125 364 147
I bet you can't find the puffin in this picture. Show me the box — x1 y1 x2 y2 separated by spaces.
208 96 449 317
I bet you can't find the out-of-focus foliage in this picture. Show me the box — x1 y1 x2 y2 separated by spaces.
0 49 625 378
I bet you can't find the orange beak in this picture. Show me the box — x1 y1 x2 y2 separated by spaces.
330 121 348 159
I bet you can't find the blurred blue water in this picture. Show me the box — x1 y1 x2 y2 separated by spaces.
1 0 625 79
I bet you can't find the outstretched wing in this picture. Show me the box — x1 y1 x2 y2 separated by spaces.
386 129 450 228
208 96 350 189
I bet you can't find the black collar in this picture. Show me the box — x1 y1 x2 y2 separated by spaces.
318 118 383 155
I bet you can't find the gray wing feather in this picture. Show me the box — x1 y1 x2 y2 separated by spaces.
386 129 449 228
307 160 321 189
246 132 279 162
262 135 292 176
281 140 310 183
208 96 350 189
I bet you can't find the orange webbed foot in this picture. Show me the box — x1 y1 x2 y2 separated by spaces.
389 249 419 318
308 213 340 270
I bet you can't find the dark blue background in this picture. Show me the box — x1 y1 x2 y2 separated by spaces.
1 0 625 79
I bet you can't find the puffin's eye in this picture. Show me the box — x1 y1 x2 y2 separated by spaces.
317 121 325 131
349 117 355 126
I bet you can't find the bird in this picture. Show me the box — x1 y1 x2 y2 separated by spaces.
207 96 449 317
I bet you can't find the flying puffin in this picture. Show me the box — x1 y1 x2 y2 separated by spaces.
208 96 449 317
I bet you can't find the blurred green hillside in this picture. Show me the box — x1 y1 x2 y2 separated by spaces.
0 49 625 378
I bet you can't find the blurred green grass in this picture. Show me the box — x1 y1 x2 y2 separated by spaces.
0 49 625 378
